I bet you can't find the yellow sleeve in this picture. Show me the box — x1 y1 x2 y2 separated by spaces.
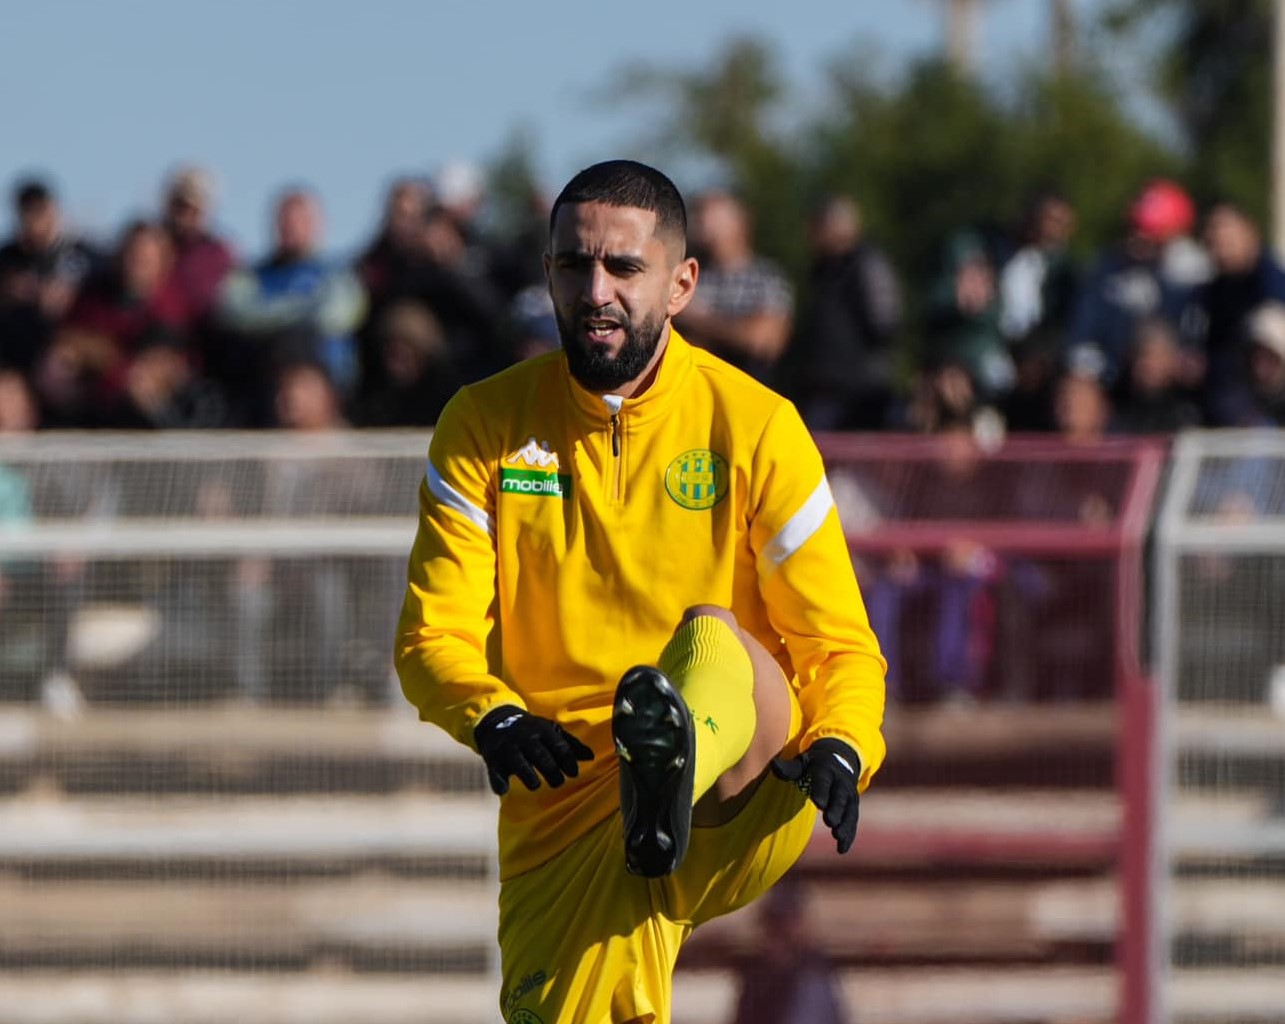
748 401 887 791
394 387 526 750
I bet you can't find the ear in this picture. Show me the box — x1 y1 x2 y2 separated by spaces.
665 257 699 319
542 251 552 287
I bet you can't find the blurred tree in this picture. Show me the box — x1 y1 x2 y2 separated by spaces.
599 30 1180 373
487 127 546 239
1105 0 1273 221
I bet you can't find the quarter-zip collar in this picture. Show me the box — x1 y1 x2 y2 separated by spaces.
563 326 695 427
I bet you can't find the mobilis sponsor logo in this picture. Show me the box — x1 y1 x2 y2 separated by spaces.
503 969 548 1016
502 438 572 499
499 468 572 498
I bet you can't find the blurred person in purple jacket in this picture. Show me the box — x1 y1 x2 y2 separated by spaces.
728 878 849 1024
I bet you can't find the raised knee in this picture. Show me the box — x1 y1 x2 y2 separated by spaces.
679 604 738 629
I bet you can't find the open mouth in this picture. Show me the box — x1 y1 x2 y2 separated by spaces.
582 317 623 342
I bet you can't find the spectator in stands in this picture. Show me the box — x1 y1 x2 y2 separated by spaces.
999 190 1080 348
349 299 458 427
1054 366 1114 446
924 231 1012 402
415 204 510 381
0 178 98 374
1116 318 1202 434
355 176 435 312
678 190 793 383
999 191 1079 433
1241 302 1285 426
0 369 84 714
111 332 228 429
861 423 1003 703
159 166 236 332
509 284 560 363
728 878 849 1024
254 360 393 704
1192 201 1285 425
787 195 902 430
434 159 493 274
38 221 186 426
217 187 366 420
1067 180 1198 386
273 358 348 431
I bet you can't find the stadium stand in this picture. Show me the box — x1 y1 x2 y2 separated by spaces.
7 429 1278 1024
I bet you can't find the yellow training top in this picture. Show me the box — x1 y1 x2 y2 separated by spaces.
395 329 887 879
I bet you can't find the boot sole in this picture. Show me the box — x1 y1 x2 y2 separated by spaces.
612 666 695 877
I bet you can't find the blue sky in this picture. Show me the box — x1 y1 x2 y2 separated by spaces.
3 0 1115 257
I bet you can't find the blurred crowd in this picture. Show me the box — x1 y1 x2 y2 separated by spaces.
1 166 1283 441
2 164 1282 715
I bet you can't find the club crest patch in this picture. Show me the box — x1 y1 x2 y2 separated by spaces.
664 449 729 510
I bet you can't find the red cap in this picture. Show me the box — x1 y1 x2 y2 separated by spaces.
1130 180 1194 242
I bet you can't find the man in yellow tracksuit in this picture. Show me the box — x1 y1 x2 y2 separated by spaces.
396 160 886 1024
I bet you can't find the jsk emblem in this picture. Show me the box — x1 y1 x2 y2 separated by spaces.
664 449 729 510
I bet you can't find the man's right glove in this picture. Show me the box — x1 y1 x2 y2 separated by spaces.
771 737 862 854
474 705 594 795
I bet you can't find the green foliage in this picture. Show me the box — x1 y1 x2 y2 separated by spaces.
486 127 545 239
1105 0 1272 220
600 33 1180 313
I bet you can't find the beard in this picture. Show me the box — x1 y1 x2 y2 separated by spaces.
556 305 666 392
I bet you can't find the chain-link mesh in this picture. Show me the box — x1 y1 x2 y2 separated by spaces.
0 433 498 1024
1156 433 1285 1024
0 432 1166 1024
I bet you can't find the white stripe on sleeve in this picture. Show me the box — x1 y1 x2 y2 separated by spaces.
760 476 835 573
426 461 493 536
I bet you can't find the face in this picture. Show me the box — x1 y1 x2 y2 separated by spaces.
0 371 38 433
1056 375 1110 439
276 194 321 257
694 194 748 263
1132 325 1179 392
167 195 206 239
1036 198 1075 246
275 366 339 430
19 199 58 250
1205 206 1259 273
545 201 696 392
387 181 429 248
121 228 170 297
1249 344 1285 393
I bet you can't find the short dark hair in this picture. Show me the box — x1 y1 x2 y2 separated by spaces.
549 160 687 253
13 178 53 212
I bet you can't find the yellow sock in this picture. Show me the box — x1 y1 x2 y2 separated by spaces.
657 615 757 803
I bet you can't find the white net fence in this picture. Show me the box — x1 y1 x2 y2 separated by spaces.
0 432 499 1024
1153 430 1285 1024
0 430 1171 1024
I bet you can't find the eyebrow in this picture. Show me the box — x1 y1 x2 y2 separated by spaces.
552 248 648 267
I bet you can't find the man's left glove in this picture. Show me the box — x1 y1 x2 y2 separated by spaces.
474 705 594 796
771 737 862 854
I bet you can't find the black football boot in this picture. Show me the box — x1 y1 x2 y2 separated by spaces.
611 665 696 877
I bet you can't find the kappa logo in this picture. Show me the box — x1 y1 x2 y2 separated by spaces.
507 437 560 470
501 438 572 499
510 1011 545 1024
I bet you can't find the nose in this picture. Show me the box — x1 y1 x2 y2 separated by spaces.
583 262 614 309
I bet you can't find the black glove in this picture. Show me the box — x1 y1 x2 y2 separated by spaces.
474 705 594 796
771 737 862 854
